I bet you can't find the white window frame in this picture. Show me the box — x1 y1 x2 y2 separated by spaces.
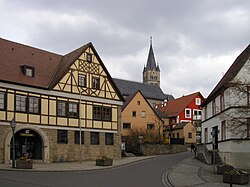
141 111 146 118
185 108 192 118
195 98 201 105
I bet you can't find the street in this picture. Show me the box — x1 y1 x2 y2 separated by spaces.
0 152 192 187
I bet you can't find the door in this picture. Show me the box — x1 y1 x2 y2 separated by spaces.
212 126 218 150
10 129 42 160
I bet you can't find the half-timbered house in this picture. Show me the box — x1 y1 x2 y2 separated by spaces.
0 38 123 164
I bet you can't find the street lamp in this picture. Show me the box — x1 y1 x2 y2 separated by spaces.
10 118 16 168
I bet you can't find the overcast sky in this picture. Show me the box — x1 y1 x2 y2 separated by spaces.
1 0 249 98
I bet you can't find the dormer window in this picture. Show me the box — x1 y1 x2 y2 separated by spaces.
21 65 35 77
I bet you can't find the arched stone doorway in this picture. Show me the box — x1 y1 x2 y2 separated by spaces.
10 129 42 160
4 124 50 163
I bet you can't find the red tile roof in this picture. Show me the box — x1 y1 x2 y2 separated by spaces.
156 92 202 117
0 38 62 88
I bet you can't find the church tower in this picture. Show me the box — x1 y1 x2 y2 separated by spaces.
142 37 160 87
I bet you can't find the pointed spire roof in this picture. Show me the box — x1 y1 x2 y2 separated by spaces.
145 36 157 71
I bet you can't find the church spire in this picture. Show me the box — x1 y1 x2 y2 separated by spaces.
146 36 157 71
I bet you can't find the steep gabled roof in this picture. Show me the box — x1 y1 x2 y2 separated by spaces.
146 43 157 71
0 38 62 88
122 90 164 123
173 122 189 130
48 43 90 88
156 92 203 117
113 78 169 101
202 44 250 106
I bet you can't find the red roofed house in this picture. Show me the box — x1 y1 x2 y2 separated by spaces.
0 38 124 164
156 92 204 143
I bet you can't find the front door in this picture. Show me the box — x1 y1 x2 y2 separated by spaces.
10 129 42 160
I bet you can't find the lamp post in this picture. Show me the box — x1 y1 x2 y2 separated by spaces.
10 118 16 168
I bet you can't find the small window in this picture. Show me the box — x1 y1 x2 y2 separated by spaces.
21 65 35 77
185 108 191 118
177 133 180 138
105 133 114 145
57 130 68 144
123 123 131 129
68 102 78 118
29 97 40 114
195 98 201 105
15 95 27 112
137 101 140 105
142 111 146 118
78 74 86 87
86 53 92 62
57 101 67 117
193 110 202 116
91 132 99 145
188 133 192 138
92 77 100 89
93 106 102 120
212 100 216 115
75 131 84 144
147 123 155 130
0 92 6 110
132 111 136 117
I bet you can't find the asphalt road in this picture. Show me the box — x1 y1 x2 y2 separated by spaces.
0 151 192 187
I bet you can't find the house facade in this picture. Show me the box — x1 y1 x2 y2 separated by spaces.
201 44 250 169
121 90 164 143
156 92 203 143
0 38 123 164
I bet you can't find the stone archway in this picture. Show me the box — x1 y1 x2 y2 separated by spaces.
4 124 50 163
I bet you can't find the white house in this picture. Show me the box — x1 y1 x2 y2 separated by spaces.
201 44 250 169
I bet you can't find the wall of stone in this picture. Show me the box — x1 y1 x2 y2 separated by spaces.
141 144 187 156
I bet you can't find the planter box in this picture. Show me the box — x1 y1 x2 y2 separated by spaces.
96 159 113 166
223 173 249 185
16 159 33 169
216 164 234 175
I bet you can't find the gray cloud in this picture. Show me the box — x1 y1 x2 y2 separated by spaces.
0 0 250 98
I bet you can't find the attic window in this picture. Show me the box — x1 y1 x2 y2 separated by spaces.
21 65 35 77
86 53 92 62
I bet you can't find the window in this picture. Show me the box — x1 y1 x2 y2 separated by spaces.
74 131 84 144
57 130 68 144
78 74 86 87
185 108 191 118
220 92 225 112
212 100 216 115
204 128 208 143
132 111 136 117
177 133 180 138
141 111 146 118
123 123 131 129
93 106 112 121
147 123 155 130
0 92 6 110
93 106 102 120
188 133 192 138
29 97 40 114
16 95 27 112
193 110 202 116
92 77 100 89
221 121 226 140
102 106 112 121
86 53 92 62
137 101 140 105
105 133 114 145
21 65 35 77
57 101 67 117
68 102 78 117
195 98 201 105
91 132 99 145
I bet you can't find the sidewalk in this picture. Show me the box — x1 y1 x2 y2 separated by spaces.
164 157 250 187
0 156 155 172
